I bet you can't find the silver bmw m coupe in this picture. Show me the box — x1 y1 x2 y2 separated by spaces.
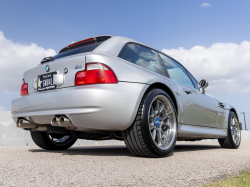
11 36 241 157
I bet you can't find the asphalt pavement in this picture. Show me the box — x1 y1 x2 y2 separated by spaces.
1 141 250 187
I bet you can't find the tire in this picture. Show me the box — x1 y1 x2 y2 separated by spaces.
122 88 178 157
218 111 241 149
31 131 77 150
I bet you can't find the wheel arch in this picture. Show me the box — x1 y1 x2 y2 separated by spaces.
145 82 179 116
230 108 238 117
230 108 241 130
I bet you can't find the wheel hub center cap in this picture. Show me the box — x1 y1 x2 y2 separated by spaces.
155 118 160 127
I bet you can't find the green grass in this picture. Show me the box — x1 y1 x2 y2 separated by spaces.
204 170 250 187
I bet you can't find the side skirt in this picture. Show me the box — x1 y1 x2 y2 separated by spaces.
177 123 227 139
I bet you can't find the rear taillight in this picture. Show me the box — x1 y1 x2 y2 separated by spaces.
21 79 28 96
75 63 118 86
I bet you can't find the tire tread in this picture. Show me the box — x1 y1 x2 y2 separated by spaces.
218 112 240 149
122 88 177 157
31 131 77 150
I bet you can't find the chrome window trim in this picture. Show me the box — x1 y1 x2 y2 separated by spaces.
184 68 199 90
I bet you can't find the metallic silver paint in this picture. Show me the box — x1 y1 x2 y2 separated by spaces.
53 74 64 86
11 36 239 140
12 82 149 131
180 85 218 128
217 107 227 129
178 123 227 138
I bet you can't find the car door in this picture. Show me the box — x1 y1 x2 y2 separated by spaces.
180 84 218 127
158 53 218 128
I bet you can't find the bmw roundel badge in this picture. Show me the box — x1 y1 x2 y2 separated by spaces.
45 65 50 72
155 118 160 127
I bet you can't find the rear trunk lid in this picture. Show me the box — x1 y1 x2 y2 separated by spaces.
22 36 112 94
24 54 86 94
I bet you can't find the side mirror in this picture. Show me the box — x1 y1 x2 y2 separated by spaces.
198 79 209 94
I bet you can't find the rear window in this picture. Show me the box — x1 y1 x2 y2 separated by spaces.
53 41 103 60
118 43 165 75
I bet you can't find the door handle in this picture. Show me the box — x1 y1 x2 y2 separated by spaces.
183 88 192 94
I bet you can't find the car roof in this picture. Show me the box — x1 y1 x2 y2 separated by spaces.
94 36 184 67
94 36 154 56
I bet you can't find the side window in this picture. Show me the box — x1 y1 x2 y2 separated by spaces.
186 70 199 89
158 53 194 88
119 43 165 75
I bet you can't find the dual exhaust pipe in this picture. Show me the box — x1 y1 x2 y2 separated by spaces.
16 118 71 133
16 116 74 129
51 116 74 128
17 119 37 129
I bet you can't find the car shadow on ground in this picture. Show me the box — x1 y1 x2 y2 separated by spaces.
29 145 133 157
174 144 221 153
28 144 221 157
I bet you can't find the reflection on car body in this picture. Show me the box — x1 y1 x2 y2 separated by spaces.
11 35 241 157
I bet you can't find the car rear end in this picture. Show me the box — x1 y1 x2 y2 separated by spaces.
11 36 149 131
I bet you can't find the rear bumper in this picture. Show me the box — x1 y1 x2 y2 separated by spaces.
11 82 149 131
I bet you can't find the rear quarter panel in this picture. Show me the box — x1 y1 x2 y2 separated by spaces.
86 52 184 124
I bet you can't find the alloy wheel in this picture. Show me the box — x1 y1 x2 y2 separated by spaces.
231 115 241 145
148 95 177 150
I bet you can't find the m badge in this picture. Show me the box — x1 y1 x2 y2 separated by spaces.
75 64 82 69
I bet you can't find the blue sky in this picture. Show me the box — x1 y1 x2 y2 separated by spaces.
1 1 250 51
0 1 250 129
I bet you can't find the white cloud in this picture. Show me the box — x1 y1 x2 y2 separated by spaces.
0 31 56 92
162 41 250 95
201 3 210 7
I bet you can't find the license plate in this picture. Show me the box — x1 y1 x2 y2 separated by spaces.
37 72 57 92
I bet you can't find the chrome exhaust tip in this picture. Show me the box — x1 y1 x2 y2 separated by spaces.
51 117 60 126
58 116 74 128
18 119 37 129
16 120 20 127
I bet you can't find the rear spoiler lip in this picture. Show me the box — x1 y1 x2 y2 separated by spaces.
68 37 94 48
40 35 112 64
58 35 113 54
